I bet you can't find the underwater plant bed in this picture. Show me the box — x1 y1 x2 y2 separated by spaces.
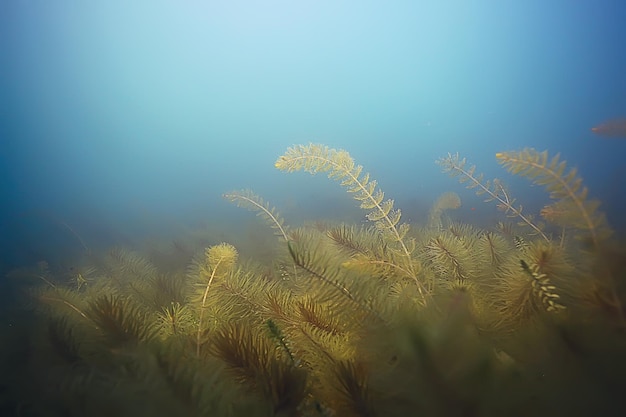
2 144 625 417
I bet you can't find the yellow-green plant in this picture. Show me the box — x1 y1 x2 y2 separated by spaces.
223 189 290 242
427 192 462 230
495 148 612 247
5 142 626 417
276 144 425 301
88 294 159 347
438 152 550 242
192 243 238 356
156 301 195 339
209 321 308 415
422 231 478 285
494 149 624 323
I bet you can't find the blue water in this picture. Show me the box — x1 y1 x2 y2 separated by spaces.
2 0 626 271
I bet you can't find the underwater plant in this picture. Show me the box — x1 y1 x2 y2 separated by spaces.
275 145 414 263
2 142 626 417
223 189 291 242
495 148 612 247
427 191 462 230
437 152 550 242
191 243 238 356
275 144 426 303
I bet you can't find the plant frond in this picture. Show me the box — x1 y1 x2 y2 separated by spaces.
211 267 279 323
428 192 462 230
287 232 381 320
276 143 417 276
104 247 158 281
210 322 308 414
223 189 290 242
438 152 549 242
521 240 572 313
487 242 570 332
446 222 482 242
156 302 196 339
46 316 85 365
422 232 479 284
327 224 421 291
293 321 357 367
296 296 347 337
496 148 612 247
190 243 239 356
330 360 375 417
37 286 91 321
152 347 233 416
476 231 513 271
521 259 566 314
266 319 297 365
326 224 379 258
86 294 159 347
64 264 97 291
148 272 188 310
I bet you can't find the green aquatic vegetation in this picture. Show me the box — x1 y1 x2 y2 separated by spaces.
438 152 550 242
275 144 418 278
496 148 612 246
223 189 291 242
2 143 625 417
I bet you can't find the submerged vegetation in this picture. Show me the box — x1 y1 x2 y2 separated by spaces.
2 144 626 416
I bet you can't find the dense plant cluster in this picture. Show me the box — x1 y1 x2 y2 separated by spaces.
1 144 625 417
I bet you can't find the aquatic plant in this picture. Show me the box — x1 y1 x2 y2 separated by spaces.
2 143 625 417
191 243 238 356
437 152 550 242
495 148 612 247
223 189 291 242
275 144 426 304
427 191 462 230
